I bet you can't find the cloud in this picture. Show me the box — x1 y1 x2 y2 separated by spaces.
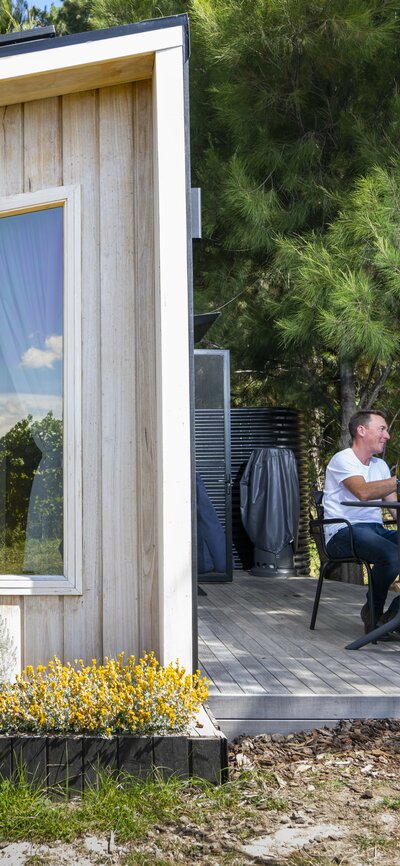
0 393 62 438
20 335 62 369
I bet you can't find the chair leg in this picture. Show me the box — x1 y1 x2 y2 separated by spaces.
310 561 329 630
365 563 377 644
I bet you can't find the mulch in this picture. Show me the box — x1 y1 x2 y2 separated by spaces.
229 717 400 774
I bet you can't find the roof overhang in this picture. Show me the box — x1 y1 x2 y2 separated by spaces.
0 16 188 106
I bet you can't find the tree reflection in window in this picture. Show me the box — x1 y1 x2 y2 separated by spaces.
0 206 63 575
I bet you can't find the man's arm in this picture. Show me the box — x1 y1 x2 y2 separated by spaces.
382 490 397 520
342 474 396 501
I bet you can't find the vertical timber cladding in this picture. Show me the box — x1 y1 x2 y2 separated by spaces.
0 81 158 667
0 104 24 671
98 80 158 661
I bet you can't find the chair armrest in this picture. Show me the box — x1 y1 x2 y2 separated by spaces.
316 517 353 529
310 516 353 531
310 516 357 558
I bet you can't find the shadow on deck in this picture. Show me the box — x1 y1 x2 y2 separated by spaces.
198 572 400 740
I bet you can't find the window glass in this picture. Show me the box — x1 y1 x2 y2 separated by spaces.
0 206 63 575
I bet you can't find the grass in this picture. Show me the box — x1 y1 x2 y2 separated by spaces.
308 778 345 792
355 833 393 851
381 796 400 810
124 856 171 866
0 772 186 842
0 768 286 846
1 766 397 866
285 857 341 866
24 858 52 866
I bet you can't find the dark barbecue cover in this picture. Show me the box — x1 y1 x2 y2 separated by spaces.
240 447 300 554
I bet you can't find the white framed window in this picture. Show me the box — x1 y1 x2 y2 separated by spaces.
0 185 82 595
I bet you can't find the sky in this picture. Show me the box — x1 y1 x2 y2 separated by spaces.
35 0 63 9
0 207 63 437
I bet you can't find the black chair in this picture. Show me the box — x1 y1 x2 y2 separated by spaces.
309 490 375 633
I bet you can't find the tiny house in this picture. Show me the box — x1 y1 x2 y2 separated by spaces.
0 16 194 674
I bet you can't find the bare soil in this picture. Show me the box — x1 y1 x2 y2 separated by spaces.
2 718 400 865
227 717 400 865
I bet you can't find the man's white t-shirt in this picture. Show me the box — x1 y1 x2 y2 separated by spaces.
323 448 390 542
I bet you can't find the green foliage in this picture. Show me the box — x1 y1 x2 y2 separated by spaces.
191 0 400 238
89 0 187 30
13 0 400 459
49 0 188 39
0 0 48 32
0 765 288 843
188 0 400 450
271 166 400 364
0 771 191 841
47 0 92 34
267 165 400 450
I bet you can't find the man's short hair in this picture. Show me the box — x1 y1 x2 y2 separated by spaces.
348 409 388 441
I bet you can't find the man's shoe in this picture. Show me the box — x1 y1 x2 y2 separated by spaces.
376 608 400 640
360 603 400 641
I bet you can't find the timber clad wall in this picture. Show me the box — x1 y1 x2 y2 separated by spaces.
0 82 159 667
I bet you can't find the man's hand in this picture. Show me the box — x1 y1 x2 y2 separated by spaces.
343 474 397 501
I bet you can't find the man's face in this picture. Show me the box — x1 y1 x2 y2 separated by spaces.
359 414 390 454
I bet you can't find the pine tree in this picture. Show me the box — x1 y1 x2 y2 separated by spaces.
190 0 400 452
37 0 400 456
271 167 400 444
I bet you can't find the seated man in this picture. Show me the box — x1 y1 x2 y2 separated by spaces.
323 409 399 638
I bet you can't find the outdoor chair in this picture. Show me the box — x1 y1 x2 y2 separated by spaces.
309 490 375 633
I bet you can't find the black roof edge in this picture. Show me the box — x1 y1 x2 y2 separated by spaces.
0 26 56 47
0 14 190 62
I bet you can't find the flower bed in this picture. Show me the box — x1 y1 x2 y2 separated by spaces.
0 654 228 789
0 653 208 737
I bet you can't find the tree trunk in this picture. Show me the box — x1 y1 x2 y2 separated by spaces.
309 408 326 490
338 358 356 450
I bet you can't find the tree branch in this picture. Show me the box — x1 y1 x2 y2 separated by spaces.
358 358 378 407
360 363 393 409
300 361 340 421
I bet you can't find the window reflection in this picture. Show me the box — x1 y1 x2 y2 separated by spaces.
0 207 63 575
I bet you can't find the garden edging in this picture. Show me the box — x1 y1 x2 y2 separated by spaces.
0 706 228 792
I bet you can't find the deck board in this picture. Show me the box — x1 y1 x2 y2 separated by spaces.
205 593 400 693
198 573 400 738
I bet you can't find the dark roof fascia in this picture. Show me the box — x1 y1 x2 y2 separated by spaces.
0 26 56 47
0 14 190 62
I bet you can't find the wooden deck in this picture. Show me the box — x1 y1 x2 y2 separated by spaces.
198 572 400 740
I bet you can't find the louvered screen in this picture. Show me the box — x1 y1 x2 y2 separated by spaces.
194 350 232 581
195 409 226 524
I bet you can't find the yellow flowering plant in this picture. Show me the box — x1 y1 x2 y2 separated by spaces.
0 652 209 737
